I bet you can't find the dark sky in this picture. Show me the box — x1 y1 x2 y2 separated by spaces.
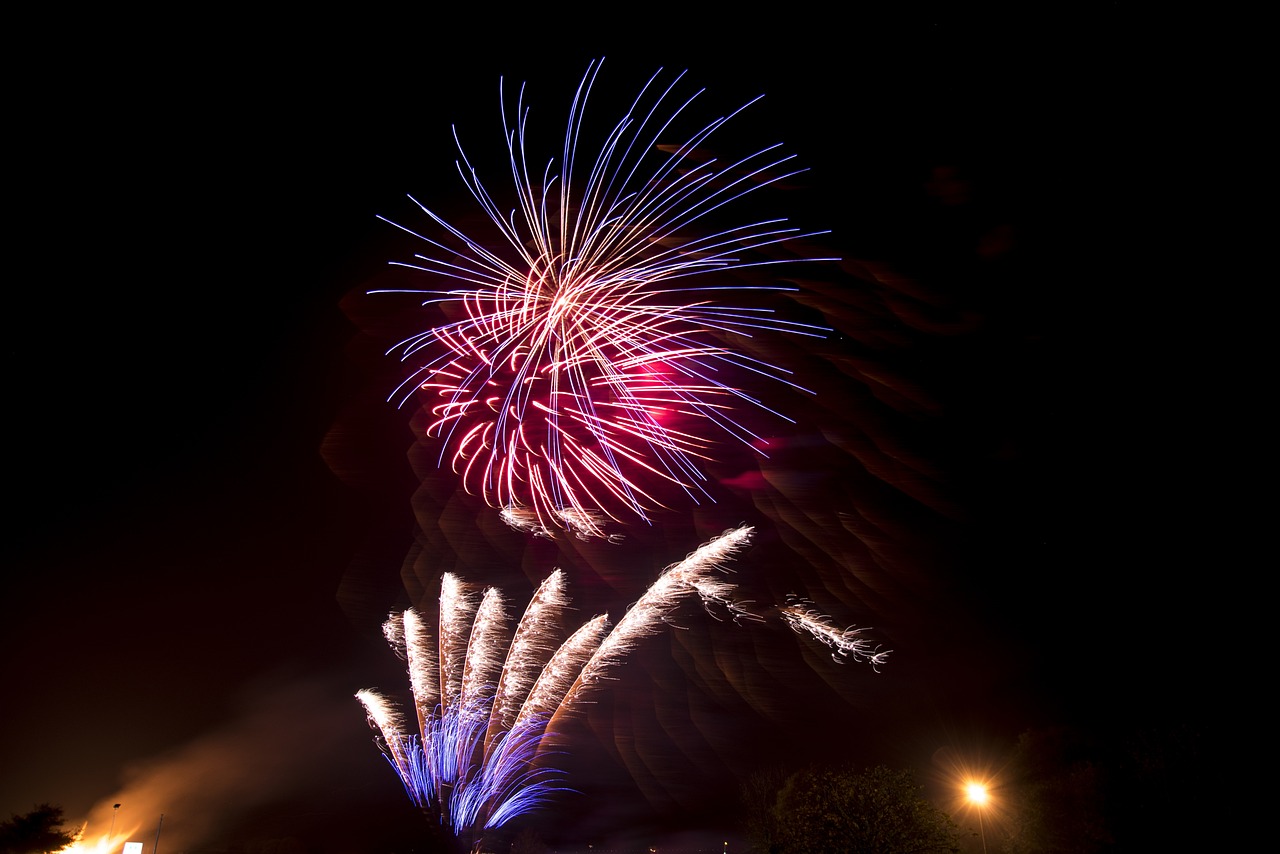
5 15 1200 853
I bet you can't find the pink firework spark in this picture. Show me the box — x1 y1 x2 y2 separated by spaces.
374 58 832 538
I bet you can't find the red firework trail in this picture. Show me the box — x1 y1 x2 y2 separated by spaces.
374 58 833 539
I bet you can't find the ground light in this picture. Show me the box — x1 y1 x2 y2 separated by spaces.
965 782 990 854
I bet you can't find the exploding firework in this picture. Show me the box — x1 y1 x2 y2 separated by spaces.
373 58 833 538
356 526 754 850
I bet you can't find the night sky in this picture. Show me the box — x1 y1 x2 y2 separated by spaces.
5 15 1205 853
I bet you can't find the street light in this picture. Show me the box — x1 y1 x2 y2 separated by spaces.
965 782 989 854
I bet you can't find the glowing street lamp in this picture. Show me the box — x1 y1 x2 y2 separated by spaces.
965 782 989 854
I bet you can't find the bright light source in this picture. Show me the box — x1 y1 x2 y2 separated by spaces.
965 782 989 806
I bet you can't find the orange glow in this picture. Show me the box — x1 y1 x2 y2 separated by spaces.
931 742 1011 839
965 781 990 806
59 819 142 854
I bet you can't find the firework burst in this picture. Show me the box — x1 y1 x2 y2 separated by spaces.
374 59 832 538
356 526 754 849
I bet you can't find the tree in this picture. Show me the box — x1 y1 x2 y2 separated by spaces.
0 804 77 854
1000 727 1112 854
741 764 790 854
746 764 961 854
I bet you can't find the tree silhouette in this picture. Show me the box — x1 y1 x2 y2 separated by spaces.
0 804 77 854
747 765 960 854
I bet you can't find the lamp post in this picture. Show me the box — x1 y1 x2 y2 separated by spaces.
965 782 989 854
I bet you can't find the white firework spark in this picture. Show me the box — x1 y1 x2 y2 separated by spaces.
780 598 892 670
357 527 890 846
551 525 754 726
460 587 509 713
404 607 439 731
438 573 476 709
353 688 415 792
487 570 570 748
356 527 755 846
513 614 610 731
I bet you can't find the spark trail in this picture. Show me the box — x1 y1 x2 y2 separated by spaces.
780 597 891 670
373 58 833 538
356 526 756 850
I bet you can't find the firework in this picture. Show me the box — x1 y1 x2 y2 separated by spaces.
550 525 756 729
356 526 754 848
374 58 832 538
780 597 891 670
